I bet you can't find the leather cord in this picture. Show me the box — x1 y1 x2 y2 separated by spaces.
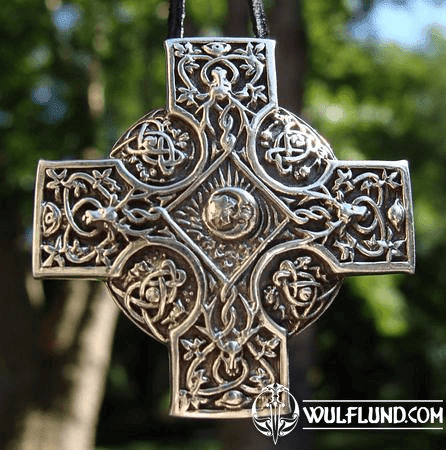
167 0 186 39
168 0 269 39
247 0 269 38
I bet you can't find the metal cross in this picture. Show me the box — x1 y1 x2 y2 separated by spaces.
33 38 415 418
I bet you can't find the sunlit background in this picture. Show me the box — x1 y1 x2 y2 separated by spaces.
0 0 445 449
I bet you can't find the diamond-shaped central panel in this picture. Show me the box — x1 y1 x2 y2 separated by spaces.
170 160 288 279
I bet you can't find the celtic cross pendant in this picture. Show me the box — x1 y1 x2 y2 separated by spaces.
33 37 415 418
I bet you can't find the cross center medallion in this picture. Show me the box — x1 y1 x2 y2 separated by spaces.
33 38 415 418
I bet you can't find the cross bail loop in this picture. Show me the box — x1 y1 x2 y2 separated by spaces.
168 0 270 39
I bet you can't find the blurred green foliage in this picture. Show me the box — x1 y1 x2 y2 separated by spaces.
301 1 446 447
1 0 445 448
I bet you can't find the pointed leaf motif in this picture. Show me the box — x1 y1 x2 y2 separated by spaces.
42 235 65 267
365 234 381 251
333 169 354 193
263 337 280 358
255 42 265 53
240 63 256 76
73 180 87 197
181 337 205 361
390 240 406 258
387 198 405 231
173 43 186 56
91 168 121 192
160 300 186 328
382 169 401 189
294 256 312 270
177 87 199 106
46 168 67 183
361 179 373 194
333 233 357 261
190 394 207 410
46 168 67 202
253 335 281 360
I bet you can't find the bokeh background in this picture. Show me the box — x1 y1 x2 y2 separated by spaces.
0 0 445 449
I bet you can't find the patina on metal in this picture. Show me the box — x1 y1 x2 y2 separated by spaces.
33 37 415 418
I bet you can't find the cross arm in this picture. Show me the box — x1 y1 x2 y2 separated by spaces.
287 160 415 275
33 159 158 279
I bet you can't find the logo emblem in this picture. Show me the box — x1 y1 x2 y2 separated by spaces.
252 383 299 444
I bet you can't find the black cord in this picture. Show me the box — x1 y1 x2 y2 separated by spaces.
247 0 269 38
167 0 186 39
167 0 269 39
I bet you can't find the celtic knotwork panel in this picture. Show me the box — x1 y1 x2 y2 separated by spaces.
110 108 205 192
249 108 335 191
108 240 205 343
252 245 343 336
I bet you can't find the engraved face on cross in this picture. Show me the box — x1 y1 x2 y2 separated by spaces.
33 38 415 418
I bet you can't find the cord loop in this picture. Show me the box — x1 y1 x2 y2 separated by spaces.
168 0 269 39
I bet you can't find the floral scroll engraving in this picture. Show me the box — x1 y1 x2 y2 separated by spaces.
282 165 411 266
38 164 132 272
174 282 285 414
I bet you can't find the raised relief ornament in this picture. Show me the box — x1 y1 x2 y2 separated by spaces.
33 38 415 418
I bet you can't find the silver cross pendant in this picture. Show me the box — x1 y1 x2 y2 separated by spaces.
33 37 415 418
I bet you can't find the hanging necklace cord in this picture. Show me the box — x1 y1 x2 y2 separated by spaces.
168 0 186 39
247 0 269 38
167 0 270 39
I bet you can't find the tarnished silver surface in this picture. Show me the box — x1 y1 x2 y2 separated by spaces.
33 38 415 418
